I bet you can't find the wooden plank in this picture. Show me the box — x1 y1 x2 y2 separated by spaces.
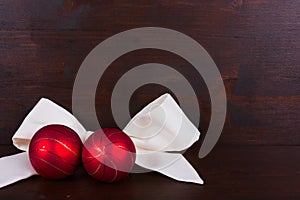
0 145 299 199
221 95 300 145
0 1 299 31
0 29 299 145
0 98 23 145
0 0 299 146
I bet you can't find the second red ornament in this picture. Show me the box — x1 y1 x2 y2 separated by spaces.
82 128 136 182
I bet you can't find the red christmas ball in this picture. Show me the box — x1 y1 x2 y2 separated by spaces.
82 128 136 182
29 124 82 179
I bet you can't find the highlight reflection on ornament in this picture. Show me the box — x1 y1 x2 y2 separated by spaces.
82 128 136 182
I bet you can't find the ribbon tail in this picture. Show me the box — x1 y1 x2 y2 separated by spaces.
135 151 204 184
0 152 37 188
158 154 204 184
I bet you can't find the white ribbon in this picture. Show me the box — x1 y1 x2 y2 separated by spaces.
0 93 203 188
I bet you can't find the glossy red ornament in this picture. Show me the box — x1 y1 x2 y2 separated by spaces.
82 128 136 182
29 124 82 179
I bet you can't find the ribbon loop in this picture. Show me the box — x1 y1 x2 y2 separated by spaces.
12 98 87 151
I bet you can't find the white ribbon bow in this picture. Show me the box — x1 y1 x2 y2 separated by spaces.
0 93 203 188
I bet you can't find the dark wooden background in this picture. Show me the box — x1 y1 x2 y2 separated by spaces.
0 0 299 199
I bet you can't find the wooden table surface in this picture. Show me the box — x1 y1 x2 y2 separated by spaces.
1 144 300 199
0 0 299 199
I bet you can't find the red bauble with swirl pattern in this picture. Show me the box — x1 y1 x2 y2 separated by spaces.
82 128 136 182
29 125 82 179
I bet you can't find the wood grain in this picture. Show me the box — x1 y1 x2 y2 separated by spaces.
0 0 299 198
0 145 299 199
